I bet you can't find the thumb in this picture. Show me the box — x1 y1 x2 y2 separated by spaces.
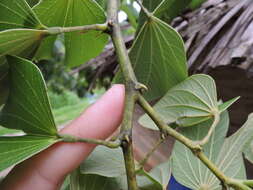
1 84 125 190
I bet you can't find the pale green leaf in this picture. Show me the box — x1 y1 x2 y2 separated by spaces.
172 112 252 189
0 126 20 136
138 161 171 190
71 173 122 190
0 56 57 135
139 74 238 130
218 97 240 113
116 17 187 101
0 29 49 59
243 140 253 164
0 135 59 171
33 0 108 67
80 146 125 178
0 0 43 30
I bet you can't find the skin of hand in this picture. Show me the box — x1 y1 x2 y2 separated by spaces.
1 84 125 190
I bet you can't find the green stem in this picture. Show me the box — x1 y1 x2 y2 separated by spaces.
107 0 139 189
58 134 121 148
242 180 253 187
46 23 108 35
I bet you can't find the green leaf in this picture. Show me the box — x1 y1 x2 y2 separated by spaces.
154 0 191 22
0 59 9 106
138 0 191 28
172 112 252 189
0 29 49 59
80 146 125 178
0 125 20 136
188 0 207 10
139 74 238 130
0 0 43 31
243 139 253 164
0 135 59 171
0 56 57 136
70 172 122 190
116 17 187 101
138 161 171 190
33 0 108 67
218 97 240 113
25 0 39 7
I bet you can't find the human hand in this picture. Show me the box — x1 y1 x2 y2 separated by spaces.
1 85 125 190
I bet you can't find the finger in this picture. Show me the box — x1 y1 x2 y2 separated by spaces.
1 84 125 190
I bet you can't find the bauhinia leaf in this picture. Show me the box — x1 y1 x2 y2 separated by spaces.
0 135 59 171
0 0 43 31
139 74 238 130
0 29 49 59
33 0 108 67
137 161 171 190
172 112 253 189
80 146 125 178
0 56 57 136
116 16 188 101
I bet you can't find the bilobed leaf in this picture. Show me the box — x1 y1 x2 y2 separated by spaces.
172 112 253 189
138 161 171 190
0 135 59 171
0 0 43 31
0 56 57 135
117 17 188 101
139 74 238 130
33 0 108 67
80 146 125 178
0 29 49 59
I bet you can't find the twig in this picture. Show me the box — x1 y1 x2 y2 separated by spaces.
46 23 108 35
107 0 139 189
58 134 121 148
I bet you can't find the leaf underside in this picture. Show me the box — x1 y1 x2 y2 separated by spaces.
172 112 253 189
139 74 238 130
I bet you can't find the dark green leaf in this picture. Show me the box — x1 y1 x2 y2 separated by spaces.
80 146 125 178
116 17 187 101
0 135 59 171
172 112 252 189
188 0 207 10
0 29 49 59
0 0 43 31
0 56 57 135
154 0 191 22
0 59 9 106
33 0 108 67
25 0 39 7
138 0 191 27
139 74 238 130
